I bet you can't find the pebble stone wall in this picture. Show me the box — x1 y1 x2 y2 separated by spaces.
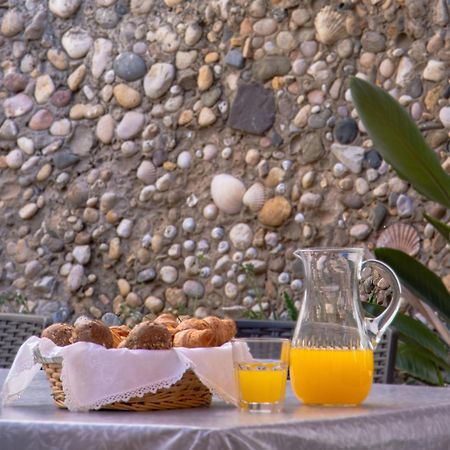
0 0 449 325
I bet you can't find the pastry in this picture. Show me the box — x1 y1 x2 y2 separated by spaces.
204 316 236 346
120 321 172 350
173 328 216 348
41 323 73 347
154 313 178 335
110 325 130 348
72 319 114 348
218 318 237 345
175 318 211 333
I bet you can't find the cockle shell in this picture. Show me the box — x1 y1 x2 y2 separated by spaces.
376 223 420 256
243 182 266 212
210 174 245 215
136 160 156 185
314 6 348 45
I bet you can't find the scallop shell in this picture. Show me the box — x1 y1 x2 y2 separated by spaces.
376 223 420 256
243 182 266 212
314 6 348 45
136 160 156 185
210 174 245 215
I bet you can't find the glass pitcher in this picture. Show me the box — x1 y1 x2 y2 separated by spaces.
290 248 402 406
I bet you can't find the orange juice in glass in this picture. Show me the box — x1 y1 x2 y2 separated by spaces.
232 338 290 412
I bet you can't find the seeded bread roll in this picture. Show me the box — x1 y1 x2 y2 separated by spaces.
42 323 73 347
120 321 172 350
72 319 114 349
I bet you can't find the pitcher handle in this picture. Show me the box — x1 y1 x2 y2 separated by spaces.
361 259 402 347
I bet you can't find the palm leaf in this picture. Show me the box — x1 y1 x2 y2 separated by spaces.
374 248 450 322
397 341 443 385
363 303 449 364
424 213 450 243
350 77 450 208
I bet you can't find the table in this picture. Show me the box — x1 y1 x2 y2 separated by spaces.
1 369 450 450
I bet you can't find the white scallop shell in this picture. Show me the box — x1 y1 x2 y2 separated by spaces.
136 160 156 185
242 182 266 212
376 223 420 256
210 174 245 215
314 6 348 45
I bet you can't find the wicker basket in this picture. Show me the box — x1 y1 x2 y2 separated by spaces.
38 352 212 411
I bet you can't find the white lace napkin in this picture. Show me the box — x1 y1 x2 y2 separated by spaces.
1 337 238 411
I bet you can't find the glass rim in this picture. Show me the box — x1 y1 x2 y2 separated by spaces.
294 247 364 254
231 337 291 344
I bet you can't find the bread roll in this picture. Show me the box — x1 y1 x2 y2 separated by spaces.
72 319 114 349
42 323 73 347
173 328 216 348
121 322 172 350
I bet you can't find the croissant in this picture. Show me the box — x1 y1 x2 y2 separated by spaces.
154 313 178 335
173 328 216 348
204 317 236 346
110 325 130 348
175 318 211 333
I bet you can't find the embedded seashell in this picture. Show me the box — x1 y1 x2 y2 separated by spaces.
314 6 348 45
376 223 420 256
210 174 245 215
137 160 156 185
243 183 266 212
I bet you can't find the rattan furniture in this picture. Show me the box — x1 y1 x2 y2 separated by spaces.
2 369 450 450
235 319 398 384
0 313 48 368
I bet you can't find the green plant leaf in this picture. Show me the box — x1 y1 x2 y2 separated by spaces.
424 213 450 243
350 77 450 208
363 303 449 364
374 248 450 322
400 335 450 371
283 292 298 321
396 341 443 386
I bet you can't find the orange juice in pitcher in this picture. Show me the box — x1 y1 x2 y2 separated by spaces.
290 348 373 405
291 248 401 406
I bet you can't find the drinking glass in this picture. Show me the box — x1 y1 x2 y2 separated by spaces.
231 338 290 413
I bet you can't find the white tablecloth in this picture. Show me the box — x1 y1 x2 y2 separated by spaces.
1 369 450 450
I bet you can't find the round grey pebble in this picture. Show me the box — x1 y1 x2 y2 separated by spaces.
95 8 119 28
102 312 122 326
183 280 205 298
396 194 413 217
334 118 358 144
113 52 147 81
137 268 156 283
365 150 382 169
